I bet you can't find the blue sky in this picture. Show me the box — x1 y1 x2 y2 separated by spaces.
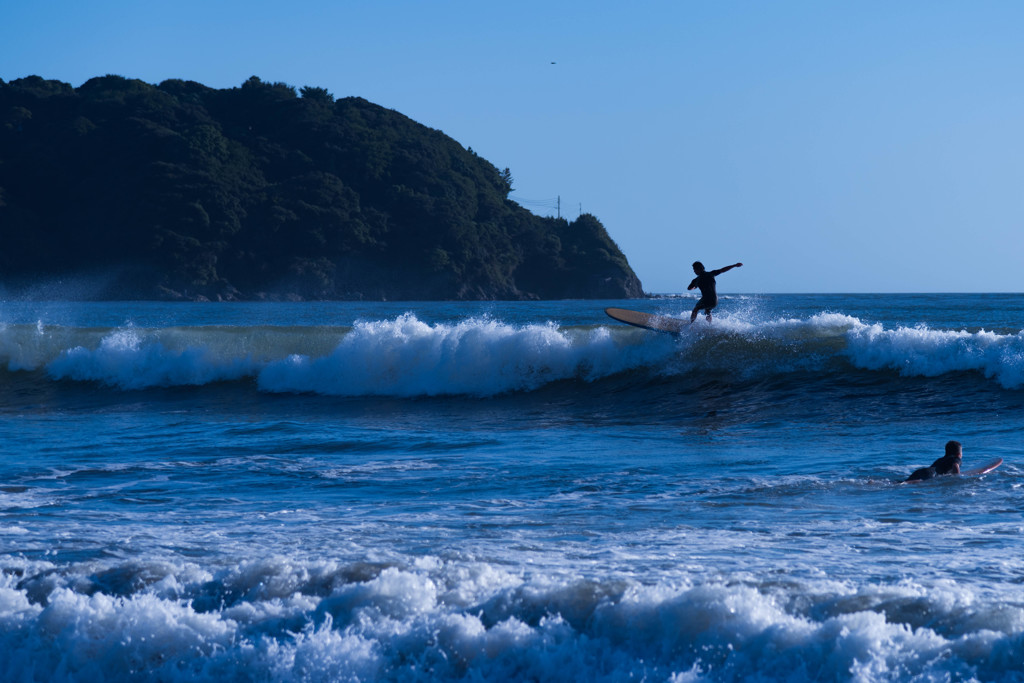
4 1 1023 292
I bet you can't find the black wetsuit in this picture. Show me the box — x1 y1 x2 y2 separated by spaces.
689 272 718 312
905 453 962 482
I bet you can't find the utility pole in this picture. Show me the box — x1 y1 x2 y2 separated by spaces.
557 195 561 219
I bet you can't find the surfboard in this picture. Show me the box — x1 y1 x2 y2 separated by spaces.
961 457 1002 476
605 308 689 335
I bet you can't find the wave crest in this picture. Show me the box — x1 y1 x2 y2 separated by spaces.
258 314 675 396
3 311 1023 395
845 322 1024 388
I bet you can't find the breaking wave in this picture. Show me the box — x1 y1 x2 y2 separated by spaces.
2 311 1023 397
2 555 1023 682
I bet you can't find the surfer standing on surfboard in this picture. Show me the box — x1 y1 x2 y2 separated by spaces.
688 261 743 323
905 440 962 482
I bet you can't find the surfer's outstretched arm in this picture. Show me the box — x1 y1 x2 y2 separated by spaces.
709 263 743 277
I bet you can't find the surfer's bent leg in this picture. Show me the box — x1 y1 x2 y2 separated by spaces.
692 298 712 323
693 299 714 323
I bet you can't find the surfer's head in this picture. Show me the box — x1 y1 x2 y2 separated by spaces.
692 261 705 274
935 440 962 475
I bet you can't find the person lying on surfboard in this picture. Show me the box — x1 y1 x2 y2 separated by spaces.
905 440 962 482
688 261 743 323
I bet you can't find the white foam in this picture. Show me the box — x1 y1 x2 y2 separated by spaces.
257 314 675 397
2 559 1022 681
845 323 1024 388
47 327 257 389
4 310 1023 394
684 311 1024 388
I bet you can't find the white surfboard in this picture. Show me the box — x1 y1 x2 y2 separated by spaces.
961 457 1002 476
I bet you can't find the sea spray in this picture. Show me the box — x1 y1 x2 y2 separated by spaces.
47 327 258 389
2 556 1022 681
2 307 1022 395
257 314 678 397
845 323 1024 388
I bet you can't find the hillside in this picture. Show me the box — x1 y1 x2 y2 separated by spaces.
0 75 643 301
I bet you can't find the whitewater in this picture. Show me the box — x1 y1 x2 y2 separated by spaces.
1 294 1023 681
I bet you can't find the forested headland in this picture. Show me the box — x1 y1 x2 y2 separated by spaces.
0 75 644 301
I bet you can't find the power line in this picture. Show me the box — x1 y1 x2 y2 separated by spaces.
509 195 559 209
510 194 581 219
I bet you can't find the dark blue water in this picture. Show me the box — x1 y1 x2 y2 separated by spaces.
2 295 1023 681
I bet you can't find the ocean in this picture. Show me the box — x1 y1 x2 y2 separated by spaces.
1 294 1023 682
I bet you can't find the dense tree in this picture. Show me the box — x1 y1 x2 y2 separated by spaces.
0 75 643 300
